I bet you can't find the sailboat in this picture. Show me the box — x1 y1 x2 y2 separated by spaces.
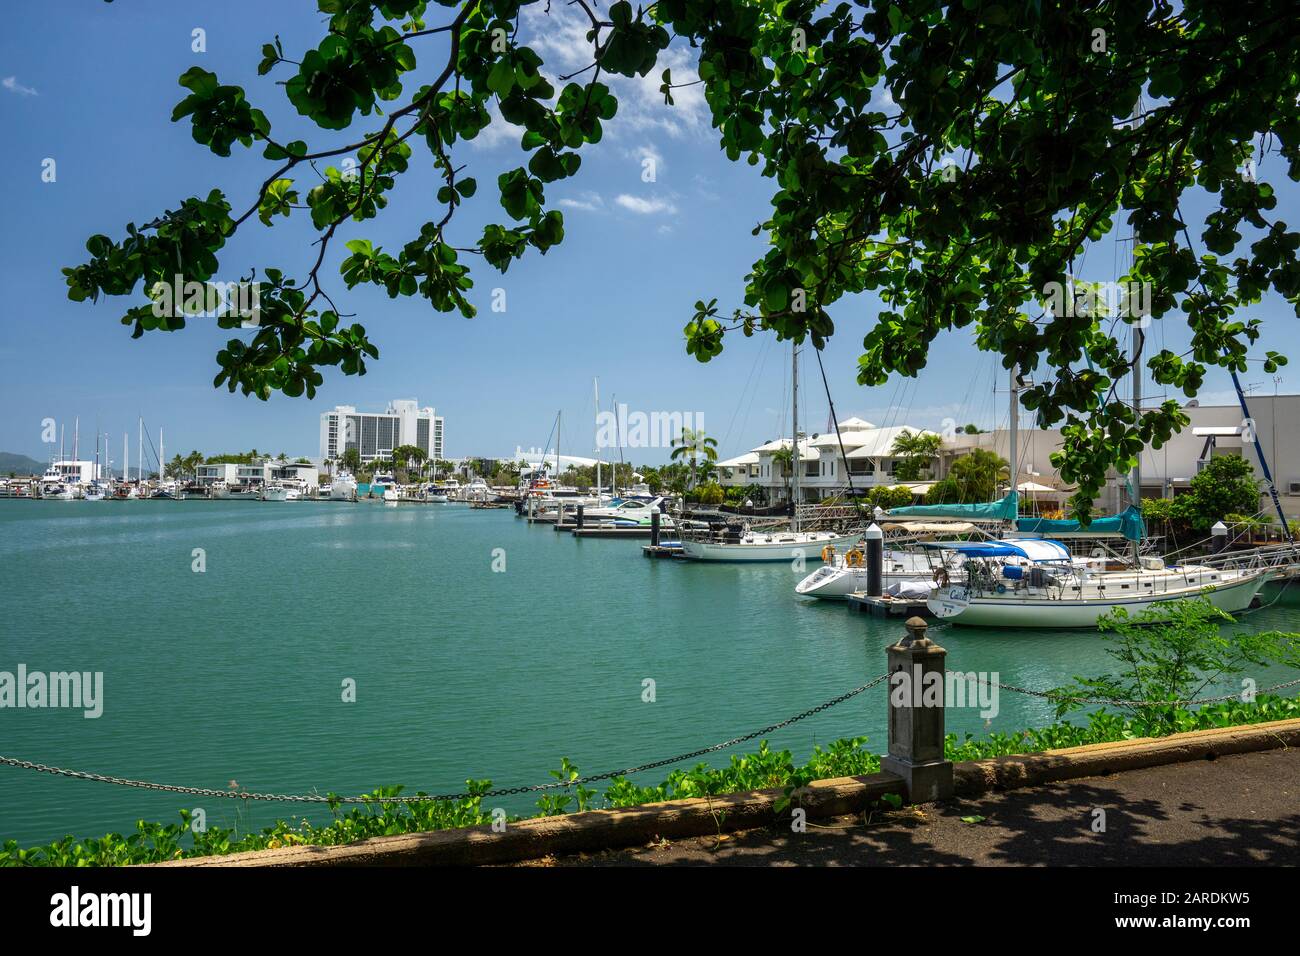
921 307 1271 626
680 341 862 561
926 539 1267 627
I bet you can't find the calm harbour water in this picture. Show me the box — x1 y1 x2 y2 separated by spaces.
1 499 1297 846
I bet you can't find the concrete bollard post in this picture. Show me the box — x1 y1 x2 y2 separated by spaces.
576 504 584 529
865 522 883 597
650 508 661 547
880 617 954 803
1211 520 1228 553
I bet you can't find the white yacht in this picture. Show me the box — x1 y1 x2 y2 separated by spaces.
261 482 289 502
82 481 109 501
330 470 358 501
681 526 862 562
925 540 1268 628
39 465 76 499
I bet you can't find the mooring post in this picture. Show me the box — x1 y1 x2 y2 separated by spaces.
865 522 883 597
1211 520 1228 554
650 507 661 547
576 504 584 529
881 616 954 802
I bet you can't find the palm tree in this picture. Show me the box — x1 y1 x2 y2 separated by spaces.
770 446 794 502
669 427 718 490
948 449 1009 502
890 430 943 481
392 444 427 480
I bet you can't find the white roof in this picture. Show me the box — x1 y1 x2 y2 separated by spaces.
1017 480 1061 493
836 417 875 430
843 426 939 459
717 452 761 467
1192 426 1243 437
808 428 876 448
752 438 821 459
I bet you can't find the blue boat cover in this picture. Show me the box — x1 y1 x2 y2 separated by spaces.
886 492 1020 522
923 539 1073 562
1015 506 1145 542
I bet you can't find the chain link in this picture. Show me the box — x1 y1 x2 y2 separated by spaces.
969 674 1300 709
0 674 890 805
3 670 1295 804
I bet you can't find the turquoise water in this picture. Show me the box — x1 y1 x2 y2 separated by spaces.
1 499 1297 846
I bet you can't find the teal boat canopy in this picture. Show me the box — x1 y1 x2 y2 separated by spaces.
1015 506 1146 542
885 492 1020 522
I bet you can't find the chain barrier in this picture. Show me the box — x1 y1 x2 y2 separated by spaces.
4 667 1296 804
0 673 891 805
968 674 1300 709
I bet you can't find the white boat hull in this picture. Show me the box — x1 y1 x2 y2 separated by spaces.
796 557 956 599
262 487 288 501
928 573 1267 628
682 532 862 563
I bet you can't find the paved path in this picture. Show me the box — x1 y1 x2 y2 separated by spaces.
541 748 1300 866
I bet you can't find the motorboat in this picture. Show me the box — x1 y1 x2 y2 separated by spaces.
796 544 965 600
330 470 358 501
680 524 863 562
82 482 109 501
261 482 289 502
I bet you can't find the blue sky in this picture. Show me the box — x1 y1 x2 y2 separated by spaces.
2 1 1298 467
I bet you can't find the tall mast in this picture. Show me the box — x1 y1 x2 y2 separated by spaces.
124 432 129 484
138 417 143 483
791 340 800 531
159 426 164 483
593 377 601 497
1131 323 1142 559
1009 364 1019 502
74 417 79 467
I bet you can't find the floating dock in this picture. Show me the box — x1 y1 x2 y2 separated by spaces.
571 526 654 539
642 543 685 558
846 593 934 618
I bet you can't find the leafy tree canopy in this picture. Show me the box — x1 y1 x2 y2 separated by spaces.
64 0 1300 521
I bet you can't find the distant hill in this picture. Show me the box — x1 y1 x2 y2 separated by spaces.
0 452 46 476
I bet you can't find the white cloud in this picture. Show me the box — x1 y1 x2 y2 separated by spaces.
2 76 37 97
615 194 677 215
467 102 525 150
521 5 706 139
557 191 605 212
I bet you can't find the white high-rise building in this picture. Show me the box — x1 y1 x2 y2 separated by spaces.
319 400 444 465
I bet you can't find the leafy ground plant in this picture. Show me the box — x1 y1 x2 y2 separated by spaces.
3 695 1298 866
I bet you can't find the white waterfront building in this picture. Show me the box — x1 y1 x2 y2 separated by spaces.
719 396 1300 517
717 418 940 503
319 399 444 465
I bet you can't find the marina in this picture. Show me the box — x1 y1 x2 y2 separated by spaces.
3 496 1298 851
4 0 1300 897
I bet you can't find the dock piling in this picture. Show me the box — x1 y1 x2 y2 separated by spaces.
865 522 883 597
